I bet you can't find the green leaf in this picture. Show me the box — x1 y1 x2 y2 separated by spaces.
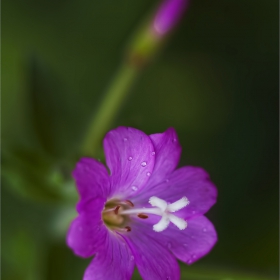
2 146 76 203
28 55 74 158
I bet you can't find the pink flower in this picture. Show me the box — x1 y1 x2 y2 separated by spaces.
67 127 217 280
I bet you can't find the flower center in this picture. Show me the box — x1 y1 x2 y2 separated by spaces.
102 200 133 229
102 196 189 233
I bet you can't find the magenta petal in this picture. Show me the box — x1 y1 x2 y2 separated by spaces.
83 233 134 280
103 127 155 198
145 127 181 189
73 158 111 203
125 222 180 280
135 166 217 219
154 216 217 264
66 198 107 258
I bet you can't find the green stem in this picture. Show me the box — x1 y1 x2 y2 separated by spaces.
81 20 161 157
81 63 139 156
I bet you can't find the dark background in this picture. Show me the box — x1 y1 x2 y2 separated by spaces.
2 0 279 279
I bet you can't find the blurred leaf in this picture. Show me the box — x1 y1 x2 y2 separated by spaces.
28 54 74 158
2 230 42 280
131 264 278 280
180 264 277 280
2 146 76 203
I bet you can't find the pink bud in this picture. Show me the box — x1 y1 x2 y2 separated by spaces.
153 0 189 36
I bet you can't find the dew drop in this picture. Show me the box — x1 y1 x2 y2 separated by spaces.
192 210 196 214
131 186 138 191
128 156 133 161
146 172 151 176
173 138 177 143
151 152 155 156
123 137 128 141
165 179 169 183
187 259 192 264
130 255 134 261
183 244 188 247
192 254 197 259
141 161 147 167
203 228 207 232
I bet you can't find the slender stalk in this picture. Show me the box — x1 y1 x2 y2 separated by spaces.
80 0 189 157
81 63 139 156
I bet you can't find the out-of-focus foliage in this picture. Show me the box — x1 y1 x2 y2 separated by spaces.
2 0 278 279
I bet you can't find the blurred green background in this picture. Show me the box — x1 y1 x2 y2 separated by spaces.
2 0 279 279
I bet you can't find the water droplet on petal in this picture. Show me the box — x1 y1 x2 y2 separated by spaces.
141 161 147 167
187 259 192 264
173 138 177 143
151 152 155 156
165 179 169 182
192 210 196 214
146 172 151 176
128 156 133 161
203 228 207 232
183 243 188 247
131 186 138 191
192 254 197 259
123 137 128 141
130 255 134 261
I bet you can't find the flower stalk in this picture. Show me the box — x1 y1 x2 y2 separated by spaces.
81 64 138 157
81 0 190 157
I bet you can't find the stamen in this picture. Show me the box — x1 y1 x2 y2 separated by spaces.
115 226 131 233
114 205 121 215
138 213 148 219
125 226 131 232
125 200 134 207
